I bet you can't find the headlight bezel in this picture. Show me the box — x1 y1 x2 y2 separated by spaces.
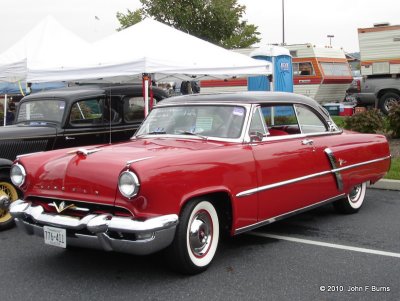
10 163 26 187
118 170 140 199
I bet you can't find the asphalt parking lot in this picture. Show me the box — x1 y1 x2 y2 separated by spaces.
1 189 399 301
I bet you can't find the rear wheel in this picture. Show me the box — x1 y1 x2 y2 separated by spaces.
333 182 367 214
379 92 400 114
0 180 19 230
166 199 219 274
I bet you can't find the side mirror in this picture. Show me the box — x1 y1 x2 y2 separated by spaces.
249 131 266 142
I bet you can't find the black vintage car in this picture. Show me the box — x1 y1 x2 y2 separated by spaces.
0 84 168 229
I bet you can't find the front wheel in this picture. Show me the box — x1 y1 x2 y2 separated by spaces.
0 180 19 230
166 199 220 274
333 182 367 214
379 92 400 114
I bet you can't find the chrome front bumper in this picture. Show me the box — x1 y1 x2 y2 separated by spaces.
10 200 178 255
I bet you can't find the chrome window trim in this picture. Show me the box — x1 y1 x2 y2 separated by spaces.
248 129 343 143
136 103 253 144
236 155 391 198
245 102 339 143
234 194 345 235
154 102 338 144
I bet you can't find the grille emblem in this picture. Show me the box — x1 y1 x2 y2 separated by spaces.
53 201 76 213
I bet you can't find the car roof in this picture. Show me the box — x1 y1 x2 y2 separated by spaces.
20 84 168 102
158 91 328 116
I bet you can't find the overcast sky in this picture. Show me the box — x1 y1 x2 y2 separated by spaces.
0 0 398 53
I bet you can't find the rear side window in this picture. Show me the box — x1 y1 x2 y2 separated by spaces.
294 105 328 133
124 96 144 122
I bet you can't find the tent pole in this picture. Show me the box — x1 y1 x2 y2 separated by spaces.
143 74 150 117
3 94 7 126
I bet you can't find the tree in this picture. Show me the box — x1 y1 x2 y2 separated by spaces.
116 0 260 49
116 9 143 31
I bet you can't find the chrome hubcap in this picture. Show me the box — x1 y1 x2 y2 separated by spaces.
384 97 399 111
349 185 362 203
189 210 212 257
0 182 18 223
0 195 10 210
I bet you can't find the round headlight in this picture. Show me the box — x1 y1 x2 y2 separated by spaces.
10 163 26 187
118 171 140 198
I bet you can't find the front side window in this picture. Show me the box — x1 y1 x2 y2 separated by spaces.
262 105 298 127
136 105 246 139
260 105 300 136
70 97 120 126
70 98 102 125
259 104 326 136
16 100 65 123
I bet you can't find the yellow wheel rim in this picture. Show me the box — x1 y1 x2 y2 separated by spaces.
0 182 18 223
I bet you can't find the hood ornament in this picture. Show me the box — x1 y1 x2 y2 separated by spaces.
53 201 76 213
67 148 101 157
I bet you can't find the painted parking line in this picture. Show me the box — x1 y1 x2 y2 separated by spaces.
249 232 400 259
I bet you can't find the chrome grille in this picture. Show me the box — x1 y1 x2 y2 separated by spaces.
0 139 49 161
26 196 133 218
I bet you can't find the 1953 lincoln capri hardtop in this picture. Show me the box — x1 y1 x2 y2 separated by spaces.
8 92 390 274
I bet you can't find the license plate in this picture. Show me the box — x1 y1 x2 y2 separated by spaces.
44 226 67 248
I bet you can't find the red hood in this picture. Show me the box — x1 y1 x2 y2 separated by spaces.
21 138 225 205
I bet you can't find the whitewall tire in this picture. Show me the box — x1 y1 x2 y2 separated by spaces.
166 199 220 274
333 182 367 214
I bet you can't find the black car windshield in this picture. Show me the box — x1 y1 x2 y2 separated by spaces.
16 100 65 123
136 105 246 139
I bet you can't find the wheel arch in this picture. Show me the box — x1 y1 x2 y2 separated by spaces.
377 88 400 99
0 159 13 180
181 190 233 237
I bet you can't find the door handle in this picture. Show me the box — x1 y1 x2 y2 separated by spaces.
301 139 314 145
65 136 75 140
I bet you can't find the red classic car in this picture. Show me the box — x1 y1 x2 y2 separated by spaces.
9 92 390 274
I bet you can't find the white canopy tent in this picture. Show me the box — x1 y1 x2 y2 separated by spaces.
0 15 90 83
27 18 271 83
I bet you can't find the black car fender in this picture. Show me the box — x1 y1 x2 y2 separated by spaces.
0 158 13 178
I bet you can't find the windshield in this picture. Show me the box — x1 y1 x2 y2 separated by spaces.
136 105 247 139
16 99 65 123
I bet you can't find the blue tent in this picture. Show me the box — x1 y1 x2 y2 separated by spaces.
0 82 66 95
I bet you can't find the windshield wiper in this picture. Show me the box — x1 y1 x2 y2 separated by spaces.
134 130 167 138
177 130 208 140
147 130 167 135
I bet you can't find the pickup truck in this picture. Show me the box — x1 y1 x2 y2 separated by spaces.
346 75 400 114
